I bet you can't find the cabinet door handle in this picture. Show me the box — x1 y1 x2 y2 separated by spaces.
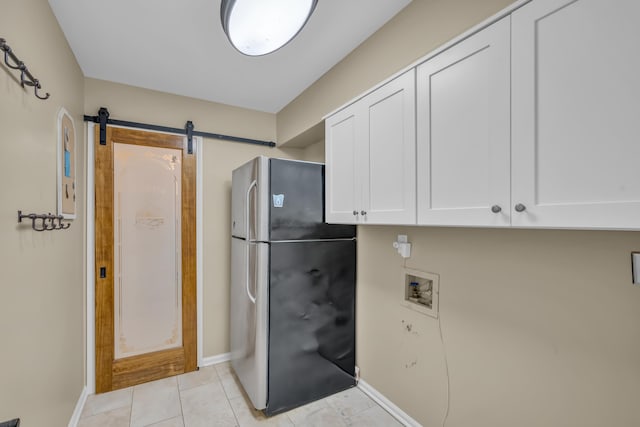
353 210 358 216
491 205 502 213
360 210 367 216
514 203 527 212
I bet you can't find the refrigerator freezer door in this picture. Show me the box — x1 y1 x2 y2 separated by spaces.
230 238 269 409
266 239 356 415
232 156 269 241
269 159 356 241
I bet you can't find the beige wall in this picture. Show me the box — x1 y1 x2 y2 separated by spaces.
300 140 325 163
277 0 515 144
85 79 305 357
0 0 86 425
276 0 640 425
359 227 640 426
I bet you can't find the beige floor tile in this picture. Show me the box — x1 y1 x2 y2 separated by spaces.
344 406 403 427
326 387 375 418
148 416 186 427
77 406 130 427
228 394 293 427
76 370 399 427
130 377 182 427
288 406 347 427
178 366 221 391
214 361 233 376
180 382 238 427
81 387 133 418
219 370 245 401
284 399 328 425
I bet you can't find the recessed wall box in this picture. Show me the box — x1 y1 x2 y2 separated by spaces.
402 268 439 318
632 252 640 285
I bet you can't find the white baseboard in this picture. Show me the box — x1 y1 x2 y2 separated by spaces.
358 380 422 427
201 352 232 367
68 386 89 427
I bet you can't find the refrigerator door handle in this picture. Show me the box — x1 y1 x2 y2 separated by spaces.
246 179 257 242
246 243 257 304
246 254 257 304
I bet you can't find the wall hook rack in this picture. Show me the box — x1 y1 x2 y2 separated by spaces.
0 37 50 100
17 211 70 232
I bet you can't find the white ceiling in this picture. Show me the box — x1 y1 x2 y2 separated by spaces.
48 0 412 113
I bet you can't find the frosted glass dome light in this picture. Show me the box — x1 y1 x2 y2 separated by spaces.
221 0 318 56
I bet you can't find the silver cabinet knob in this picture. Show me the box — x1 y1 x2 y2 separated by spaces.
515 203 526 212
491 205 502 213
360 210 367 216
352 210 358 216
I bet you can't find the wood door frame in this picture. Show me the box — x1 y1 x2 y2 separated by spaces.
86 123 204 394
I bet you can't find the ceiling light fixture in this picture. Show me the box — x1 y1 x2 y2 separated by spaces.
221 0 318 56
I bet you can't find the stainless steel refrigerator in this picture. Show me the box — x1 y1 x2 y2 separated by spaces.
230 156 357 415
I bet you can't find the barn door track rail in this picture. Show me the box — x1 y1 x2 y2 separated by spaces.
84 107 276 155
0 37 50 100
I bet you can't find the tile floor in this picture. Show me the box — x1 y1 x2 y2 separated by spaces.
78 362 404 427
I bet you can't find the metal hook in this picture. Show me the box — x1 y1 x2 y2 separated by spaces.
6 54 21 70
59 216 70 230
17 210 71 231
33 215 46 232
2 43 22 70
51 214 61 230
1 38 50 101
19 64 32 88
44 214 56 231
34 80 50 100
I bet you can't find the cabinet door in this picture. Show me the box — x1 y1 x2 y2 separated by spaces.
416 17 511 227
512 0 640 229
361 70 416 224
325 106 360 224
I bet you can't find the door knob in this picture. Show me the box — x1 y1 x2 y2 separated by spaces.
514 203 526 212
360 210 367 216
491 205 502 213
352 210 358 216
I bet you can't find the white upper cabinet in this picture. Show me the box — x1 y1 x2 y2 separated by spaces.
325 70 416 225
417 17 511 227
511 0 640 229
325 108 360 223
362 70 416 224
327 0 640 230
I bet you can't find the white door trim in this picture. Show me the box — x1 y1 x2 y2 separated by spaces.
85 123 204 394
86 122 95 394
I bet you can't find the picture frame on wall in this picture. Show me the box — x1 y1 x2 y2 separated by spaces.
57 108 77 219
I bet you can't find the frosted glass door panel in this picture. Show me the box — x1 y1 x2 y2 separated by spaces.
113 143 182 359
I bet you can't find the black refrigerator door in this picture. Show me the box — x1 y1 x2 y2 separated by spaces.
269 158 356 241
266 240 356 415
